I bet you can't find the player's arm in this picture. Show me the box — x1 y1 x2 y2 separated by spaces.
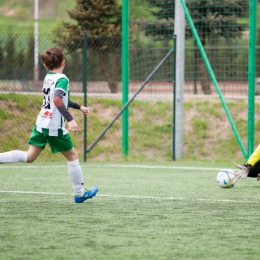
53 89 73 122
53 90 89 118
53 77 78 132
236 144 260 179
53 89 79 132
69 100 89 115
247 144 260 166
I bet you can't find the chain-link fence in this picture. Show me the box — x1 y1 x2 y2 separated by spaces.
184 0 250 96
0 0 259 162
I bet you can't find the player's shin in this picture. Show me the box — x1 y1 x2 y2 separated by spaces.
67 159 84 197
0 150 27 163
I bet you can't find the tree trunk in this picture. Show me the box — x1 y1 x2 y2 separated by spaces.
108 81 118 93
199 58 211 94
99 51 118 93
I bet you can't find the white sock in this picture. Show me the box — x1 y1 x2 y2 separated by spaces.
0 150 27 163
67 159 84 197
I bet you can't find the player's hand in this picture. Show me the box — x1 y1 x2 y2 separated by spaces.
68 119 79 132
236 164 251 179
80 106 89 115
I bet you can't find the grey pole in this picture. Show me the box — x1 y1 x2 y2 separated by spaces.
34 0 39 81
174 0 185 159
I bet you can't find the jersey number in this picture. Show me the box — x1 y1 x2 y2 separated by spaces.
42 87 51 109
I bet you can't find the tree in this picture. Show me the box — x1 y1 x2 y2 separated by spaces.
53 0 122 93
145 0 249 94
24 36 35 80
0 46 3 79
3 35 16 80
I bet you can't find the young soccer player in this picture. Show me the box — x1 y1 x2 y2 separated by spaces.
0 46 98 203
236 144 260 180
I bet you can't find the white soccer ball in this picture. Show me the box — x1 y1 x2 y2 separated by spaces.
216 169 238 188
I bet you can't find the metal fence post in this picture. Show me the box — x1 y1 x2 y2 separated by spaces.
247 0 257 158
122 0 129 157
83 31 87 162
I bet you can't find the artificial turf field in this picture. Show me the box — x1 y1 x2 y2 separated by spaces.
1 162 260 260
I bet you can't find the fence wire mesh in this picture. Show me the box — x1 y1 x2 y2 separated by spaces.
184 0 250 96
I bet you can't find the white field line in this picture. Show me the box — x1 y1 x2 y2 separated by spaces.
106 164 230 171
0 165 67 169
0 190 253 203
0 164 240 203
0 164 233 171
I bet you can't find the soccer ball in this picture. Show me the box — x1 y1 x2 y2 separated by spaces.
216 169 238 188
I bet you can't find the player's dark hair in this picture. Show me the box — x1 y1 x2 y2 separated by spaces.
41 47 64 71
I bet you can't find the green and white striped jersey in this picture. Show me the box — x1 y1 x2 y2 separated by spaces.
35 72 69 136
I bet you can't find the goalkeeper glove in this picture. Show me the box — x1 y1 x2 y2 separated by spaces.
236 163 252 179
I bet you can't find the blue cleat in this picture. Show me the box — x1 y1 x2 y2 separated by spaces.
74 186 98 203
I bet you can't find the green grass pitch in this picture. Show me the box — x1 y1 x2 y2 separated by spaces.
1 162 260 260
